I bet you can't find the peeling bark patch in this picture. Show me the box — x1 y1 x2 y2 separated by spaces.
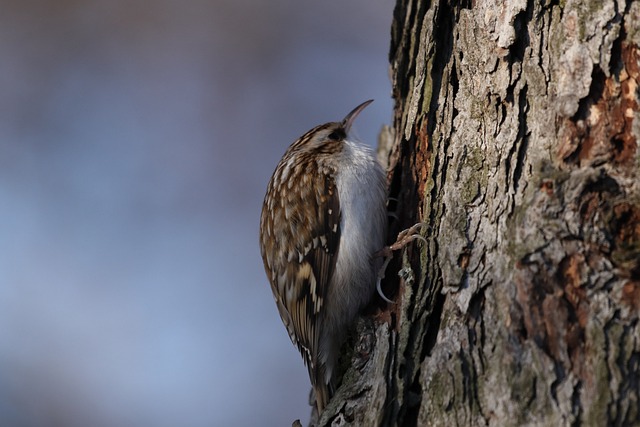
610 202 640 278
540 179 554 195
558 42 640 167
415 119 432 207
621 281 640 309
515 248 587 373
558 254 587 306
515 251 588 381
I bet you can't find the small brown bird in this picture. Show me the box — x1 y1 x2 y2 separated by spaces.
259 100 387 413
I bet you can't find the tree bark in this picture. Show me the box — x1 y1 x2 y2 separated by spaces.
311 0 640 425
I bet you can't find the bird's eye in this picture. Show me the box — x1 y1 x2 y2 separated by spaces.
327 129 345 140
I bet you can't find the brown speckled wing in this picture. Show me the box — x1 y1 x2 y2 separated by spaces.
291 174 340 372
260 165 340 387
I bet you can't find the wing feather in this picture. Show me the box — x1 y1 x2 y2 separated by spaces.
260 157 341 410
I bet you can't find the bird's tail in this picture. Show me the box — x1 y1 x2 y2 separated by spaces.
311 361 336 415
313 381 331 414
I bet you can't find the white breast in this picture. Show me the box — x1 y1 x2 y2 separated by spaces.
328 139 387 330
316 138 388 385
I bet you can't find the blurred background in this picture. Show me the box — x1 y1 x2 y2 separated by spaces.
0 0 394 425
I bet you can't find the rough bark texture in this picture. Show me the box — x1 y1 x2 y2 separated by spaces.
310 0 640 426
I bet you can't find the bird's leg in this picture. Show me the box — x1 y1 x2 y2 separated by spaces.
374 223 428 303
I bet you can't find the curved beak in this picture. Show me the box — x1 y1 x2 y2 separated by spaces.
342 99 374 132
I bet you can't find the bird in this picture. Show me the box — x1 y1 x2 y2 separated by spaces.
259 100 388 414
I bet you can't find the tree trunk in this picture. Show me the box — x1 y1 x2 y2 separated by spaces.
311 0 640 425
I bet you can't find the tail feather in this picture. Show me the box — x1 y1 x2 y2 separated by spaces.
313 383 330 413
311 365 334 414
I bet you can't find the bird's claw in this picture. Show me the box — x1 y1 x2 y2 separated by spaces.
375 222 428 303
